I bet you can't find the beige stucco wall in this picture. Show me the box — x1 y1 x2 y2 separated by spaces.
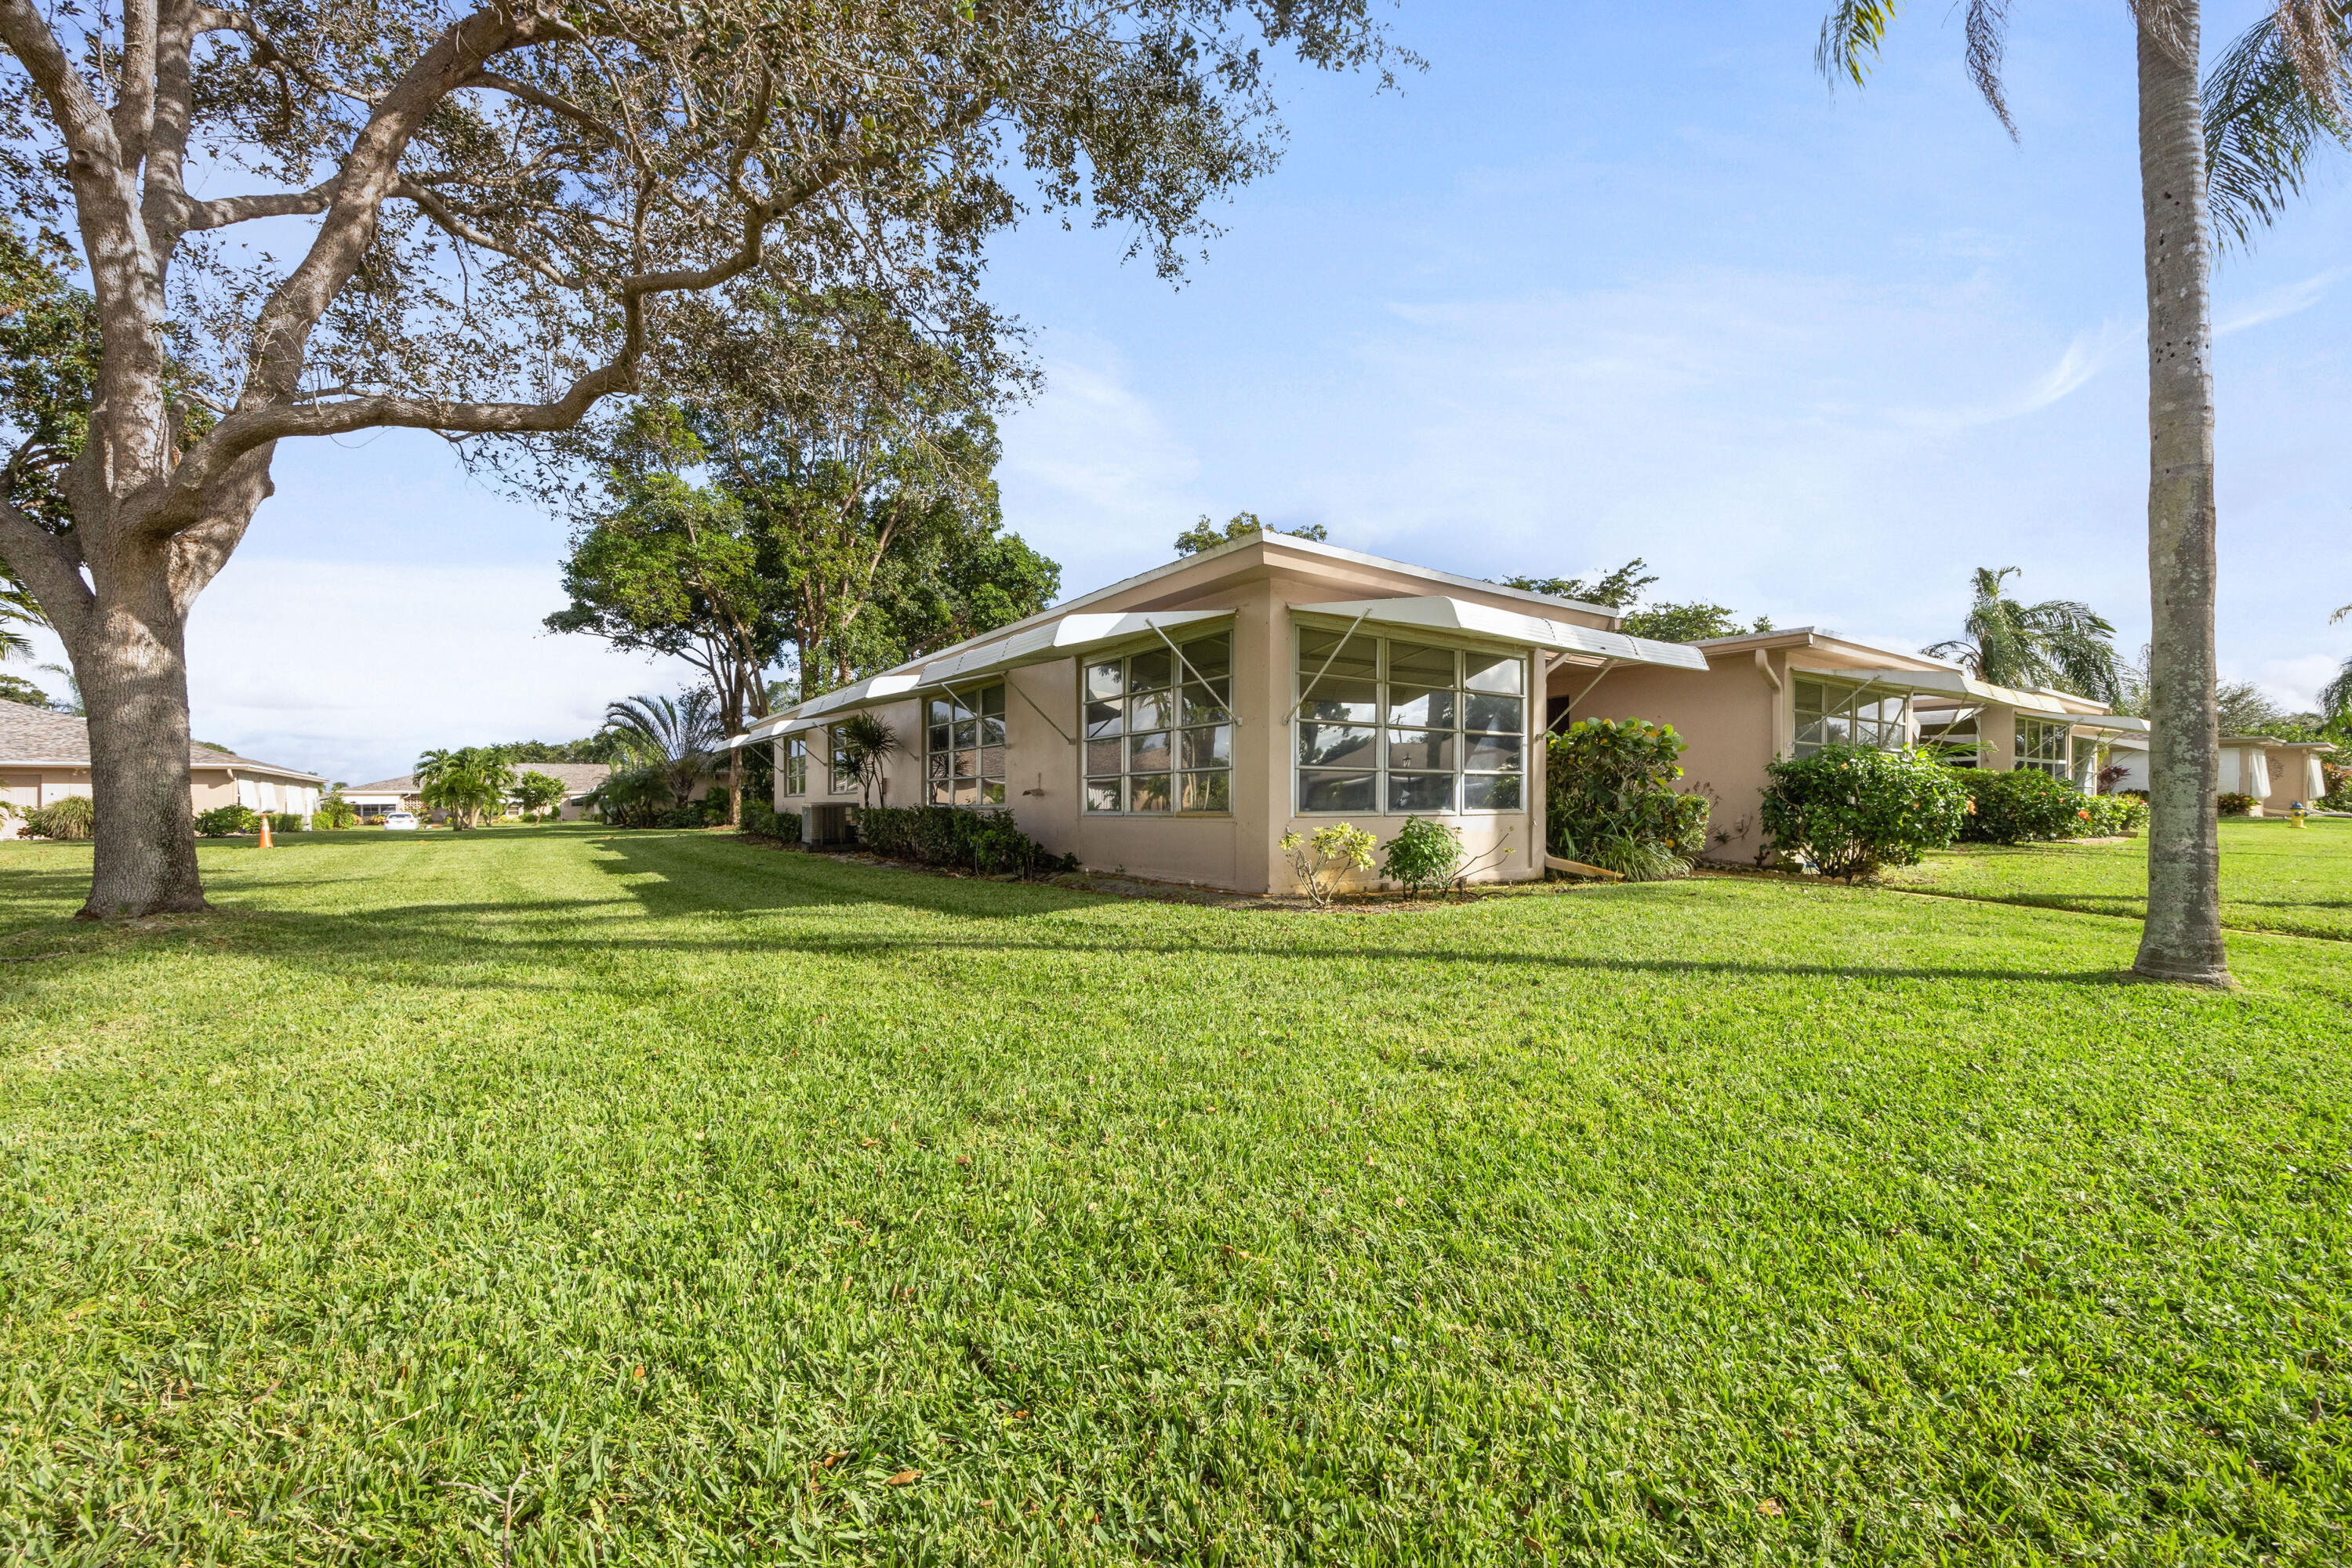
2253 744 2329 812
1558 651 1784 864
0 764 318 837
776 544 1580 893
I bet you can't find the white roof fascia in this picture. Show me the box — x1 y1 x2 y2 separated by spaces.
918 608 1232 685
1293 597 1709 670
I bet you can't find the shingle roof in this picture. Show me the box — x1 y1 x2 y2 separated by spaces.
0 699 322 781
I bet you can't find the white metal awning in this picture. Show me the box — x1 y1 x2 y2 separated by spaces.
1824 666 2137 728
721 608 1237 750
1292 597 1708 670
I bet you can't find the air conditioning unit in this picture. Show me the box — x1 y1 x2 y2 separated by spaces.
804 804 855 847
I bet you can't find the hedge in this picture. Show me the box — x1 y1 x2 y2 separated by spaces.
852 805 1072 877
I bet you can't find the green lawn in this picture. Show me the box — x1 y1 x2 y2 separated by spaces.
3 827 2350 1563
1884 816 2352 942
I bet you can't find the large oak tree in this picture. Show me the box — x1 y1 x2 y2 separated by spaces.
0 0 1407 916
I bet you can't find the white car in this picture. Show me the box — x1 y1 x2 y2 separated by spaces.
383 811 419 831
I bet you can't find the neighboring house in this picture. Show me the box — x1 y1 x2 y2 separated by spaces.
347 763 613 822
0 699 324 837
1563 630 2144 863
2097 734 2333 815
732 532 1707 892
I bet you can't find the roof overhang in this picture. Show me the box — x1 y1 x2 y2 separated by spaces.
1293 597 1708 670
1822 666 2125 720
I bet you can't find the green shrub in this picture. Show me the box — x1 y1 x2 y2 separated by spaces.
741 799 802 844
2082 793 2148 836
2218 792 2258 818
1955 769 2088 844
1279 822 1377 906
1759 746 1968 882
312 793 359 829
855 805 1071 878
1381 815 1462 896
194 804 259 837
1546 718 1709 875
27 794 95 840
269 812 303 834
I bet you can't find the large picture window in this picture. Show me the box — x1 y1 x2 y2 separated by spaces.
925 684 1007 805
1083 630 1233 815
1294 629 1525 815
2014 716 2071 779
829 727 858 795
782 735 809 797
1792 679 1912 758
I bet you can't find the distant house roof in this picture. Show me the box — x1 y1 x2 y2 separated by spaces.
0 699 323 782
345 761 611 800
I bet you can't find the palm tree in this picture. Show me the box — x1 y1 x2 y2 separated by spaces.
836 711 901 810
2323 604 2351 722
602 691 721 809
1925 568 2124 702
413 746 517 829
1816 3 2346 985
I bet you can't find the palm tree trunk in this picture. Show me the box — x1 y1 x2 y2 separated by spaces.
2131 5 2230 986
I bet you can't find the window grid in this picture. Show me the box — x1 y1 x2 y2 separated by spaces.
925 686 1008 806
781 736 810 797
1916 708 1980 768
829 728 858 796
1083 631 1233 815
1792 679 1913 758
2014 717 2072 778
1293 629 1526 815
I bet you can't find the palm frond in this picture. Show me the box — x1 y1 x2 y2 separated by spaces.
2321 653 2352 719
1965 0 2018 138
1817 1 1905 89
2332 601 2351 623
2203 3 2352 250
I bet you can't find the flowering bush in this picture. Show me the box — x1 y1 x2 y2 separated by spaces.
1280 822 1377 906
1955 769 2089 844
1759 746 1968 882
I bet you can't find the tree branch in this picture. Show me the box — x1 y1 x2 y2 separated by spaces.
184 179 339 231
393 177 583 287
456 70 622 143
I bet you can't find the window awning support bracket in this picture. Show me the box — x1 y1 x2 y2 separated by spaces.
1146 617 1237 728
1004 672 1076 747
1287 607 1374 728
1567 659 1617 711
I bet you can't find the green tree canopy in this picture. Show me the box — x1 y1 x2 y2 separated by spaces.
1173 512 1329 555
1504 558 1771 641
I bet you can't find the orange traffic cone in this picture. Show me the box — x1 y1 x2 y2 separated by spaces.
258 814 274 849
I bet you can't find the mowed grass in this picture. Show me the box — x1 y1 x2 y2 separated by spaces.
1884 816 2352 942
2 827 2350 1565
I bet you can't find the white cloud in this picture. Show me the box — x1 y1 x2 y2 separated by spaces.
2245 652 2349 715
2216 268 2345 337
184 558 695 784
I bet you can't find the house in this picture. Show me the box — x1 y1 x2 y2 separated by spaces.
2101 734 2334 815
345 762 612 822
1560 630 2145 862
0 699 324 837
731 533 1708 892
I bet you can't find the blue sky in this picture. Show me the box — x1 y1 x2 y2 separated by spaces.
35 1 2347 783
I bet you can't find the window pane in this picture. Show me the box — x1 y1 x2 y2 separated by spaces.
1086 661 1124 701
1298 677 1377 724
1794 680 1826 717
927 751 949 779
1130 648 1174 691
953 719 978 749
1299 771 1376 812
1181 678 1232 724
954 749 978 781
1087 739 1123 776
1085 779 1122 812
1085 701 1123 739
927 779 950 805
927 724 951 755
1181 724 1232 769
982 685 1006 717
1388 641 1456 688
1298 630 1377 681
1463 652 1523 695
1823 717 1852 746
1465 773 1523 811
1130 730 1173 772
1794 718 1826 750
1464 734 1523 773
1388 728 1454 771
1464 694 1522 734
1181 770 1231 813
1181 632 1232 680
980 746 1005 779
1388 771 1454 813
979 779 1006 805
1387 684 1456 728
952 779 976 807
1298 723 1376 768
927 698 953 728
1131 772 1173 812
1129 689 1172 731
980 714 1005 746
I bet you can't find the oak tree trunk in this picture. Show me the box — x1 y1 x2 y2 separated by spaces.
68 560 207 917
2131 7 2231 985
